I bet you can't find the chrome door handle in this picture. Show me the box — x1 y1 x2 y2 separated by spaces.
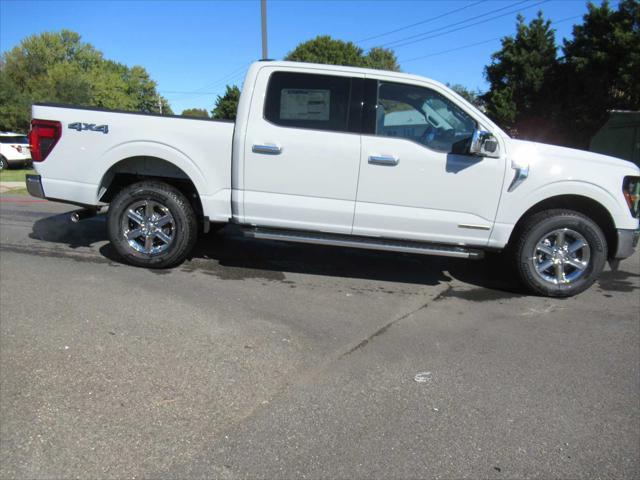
368 155 399 166
252 144 282 155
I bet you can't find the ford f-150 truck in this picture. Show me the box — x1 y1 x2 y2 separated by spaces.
26 60 640 297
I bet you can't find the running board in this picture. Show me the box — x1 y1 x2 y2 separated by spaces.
244 227 484 259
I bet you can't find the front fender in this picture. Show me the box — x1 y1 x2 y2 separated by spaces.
489 180 634 248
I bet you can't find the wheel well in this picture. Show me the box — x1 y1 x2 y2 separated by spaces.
98 156 204 217
509 195 617 258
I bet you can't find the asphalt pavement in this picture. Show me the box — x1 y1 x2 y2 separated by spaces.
1 194 638 479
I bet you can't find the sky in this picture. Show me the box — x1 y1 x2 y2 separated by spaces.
0 0 618 114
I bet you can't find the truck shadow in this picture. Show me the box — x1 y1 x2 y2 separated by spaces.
31 211 523 293
30 211 106 248
187 226 523 293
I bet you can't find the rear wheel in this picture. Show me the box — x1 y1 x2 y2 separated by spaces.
0 156 8 170
107 181 198 268
513 209 607 297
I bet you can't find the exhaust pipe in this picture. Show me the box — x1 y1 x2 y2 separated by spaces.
70 208 98 223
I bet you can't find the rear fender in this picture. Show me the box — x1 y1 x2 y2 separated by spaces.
98 141 209 199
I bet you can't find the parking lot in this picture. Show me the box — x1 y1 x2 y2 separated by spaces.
1 194 638 479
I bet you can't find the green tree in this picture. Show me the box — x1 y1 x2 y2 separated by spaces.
558 0 640 147
285 35 400 71
2 30 103 90
125 65 172 114
211 85 241 120
363 47 401 72
447 83 485 109
181 108 210 118
0 30 172 132
483 12 558 139
0 66 31 132
285 35 364 66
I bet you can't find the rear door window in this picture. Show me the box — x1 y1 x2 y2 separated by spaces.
264 72 357 133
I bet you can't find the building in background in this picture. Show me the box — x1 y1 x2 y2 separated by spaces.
590 110 640 167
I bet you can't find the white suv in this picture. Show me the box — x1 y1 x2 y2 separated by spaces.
0 132 32 170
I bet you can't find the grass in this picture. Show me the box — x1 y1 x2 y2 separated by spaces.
3 187 28 195
0 168 35 182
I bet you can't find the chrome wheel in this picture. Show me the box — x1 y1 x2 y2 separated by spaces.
531 228 591 285
121 200 175 255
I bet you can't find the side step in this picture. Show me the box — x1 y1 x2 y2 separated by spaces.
244 227 484 260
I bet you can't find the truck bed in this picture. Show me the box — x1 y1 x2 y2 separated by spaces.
31 103 235 222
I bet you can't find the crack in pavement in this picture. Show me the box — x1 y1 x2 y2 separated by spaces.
341 284 453 357
157 281 455 478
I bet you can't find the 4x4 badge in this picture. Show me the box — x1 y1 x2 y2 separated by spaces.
68 122 109 134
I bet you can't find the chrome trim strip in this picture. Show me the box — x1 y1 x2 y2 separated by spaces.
508 164 529 192
458 224 491 231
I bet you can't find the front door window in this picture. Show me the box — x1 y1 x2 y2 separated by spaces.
376 81 476 153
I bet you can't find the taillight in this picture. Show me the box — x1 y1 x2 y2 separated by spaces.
623 176 639 219
29 119 61 162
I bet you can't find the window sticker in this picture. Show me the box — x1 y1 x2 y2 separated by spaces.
280 89 330 121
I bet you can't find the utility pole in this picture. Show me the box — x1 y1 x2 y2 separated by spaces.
261 0 268 59
158 95 163 115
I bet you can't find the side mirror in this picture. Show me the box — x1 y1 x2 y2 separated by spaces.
469 130 500 158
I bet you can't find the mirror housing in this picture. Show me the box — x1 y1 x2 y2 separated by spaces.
469 130 500 158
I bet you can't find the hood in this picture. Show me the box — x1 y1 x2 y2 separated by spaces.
508 139 640 175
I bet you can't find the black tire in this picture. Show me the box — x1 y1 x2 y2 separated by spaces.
0 156 9 170
513 209 607 297
107 180 198 268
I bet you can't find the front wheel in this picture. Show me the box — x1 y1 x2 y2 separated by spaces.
107 181 198 268
513 209 607 297
0 156 8 170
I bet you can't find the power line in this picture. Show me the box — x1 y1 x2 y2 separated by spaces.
383 0 549 50
378 0 535 49
166 70 248 103
188 62 252 94
269 0 528 59
401 37 502 64
399 14 583 64
356 0 486 44
164 65 250 102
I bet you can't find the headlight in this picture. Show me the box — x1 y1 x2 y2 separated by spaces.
623 176 640 218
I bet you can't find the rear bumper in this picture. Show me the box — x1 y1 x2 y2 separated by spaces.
25 174 95 208
26 174 45 198
614 228 640 259
5 158 31 168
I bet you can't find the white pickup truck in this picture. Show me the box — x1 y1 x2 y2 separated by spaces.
26 60 639 297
